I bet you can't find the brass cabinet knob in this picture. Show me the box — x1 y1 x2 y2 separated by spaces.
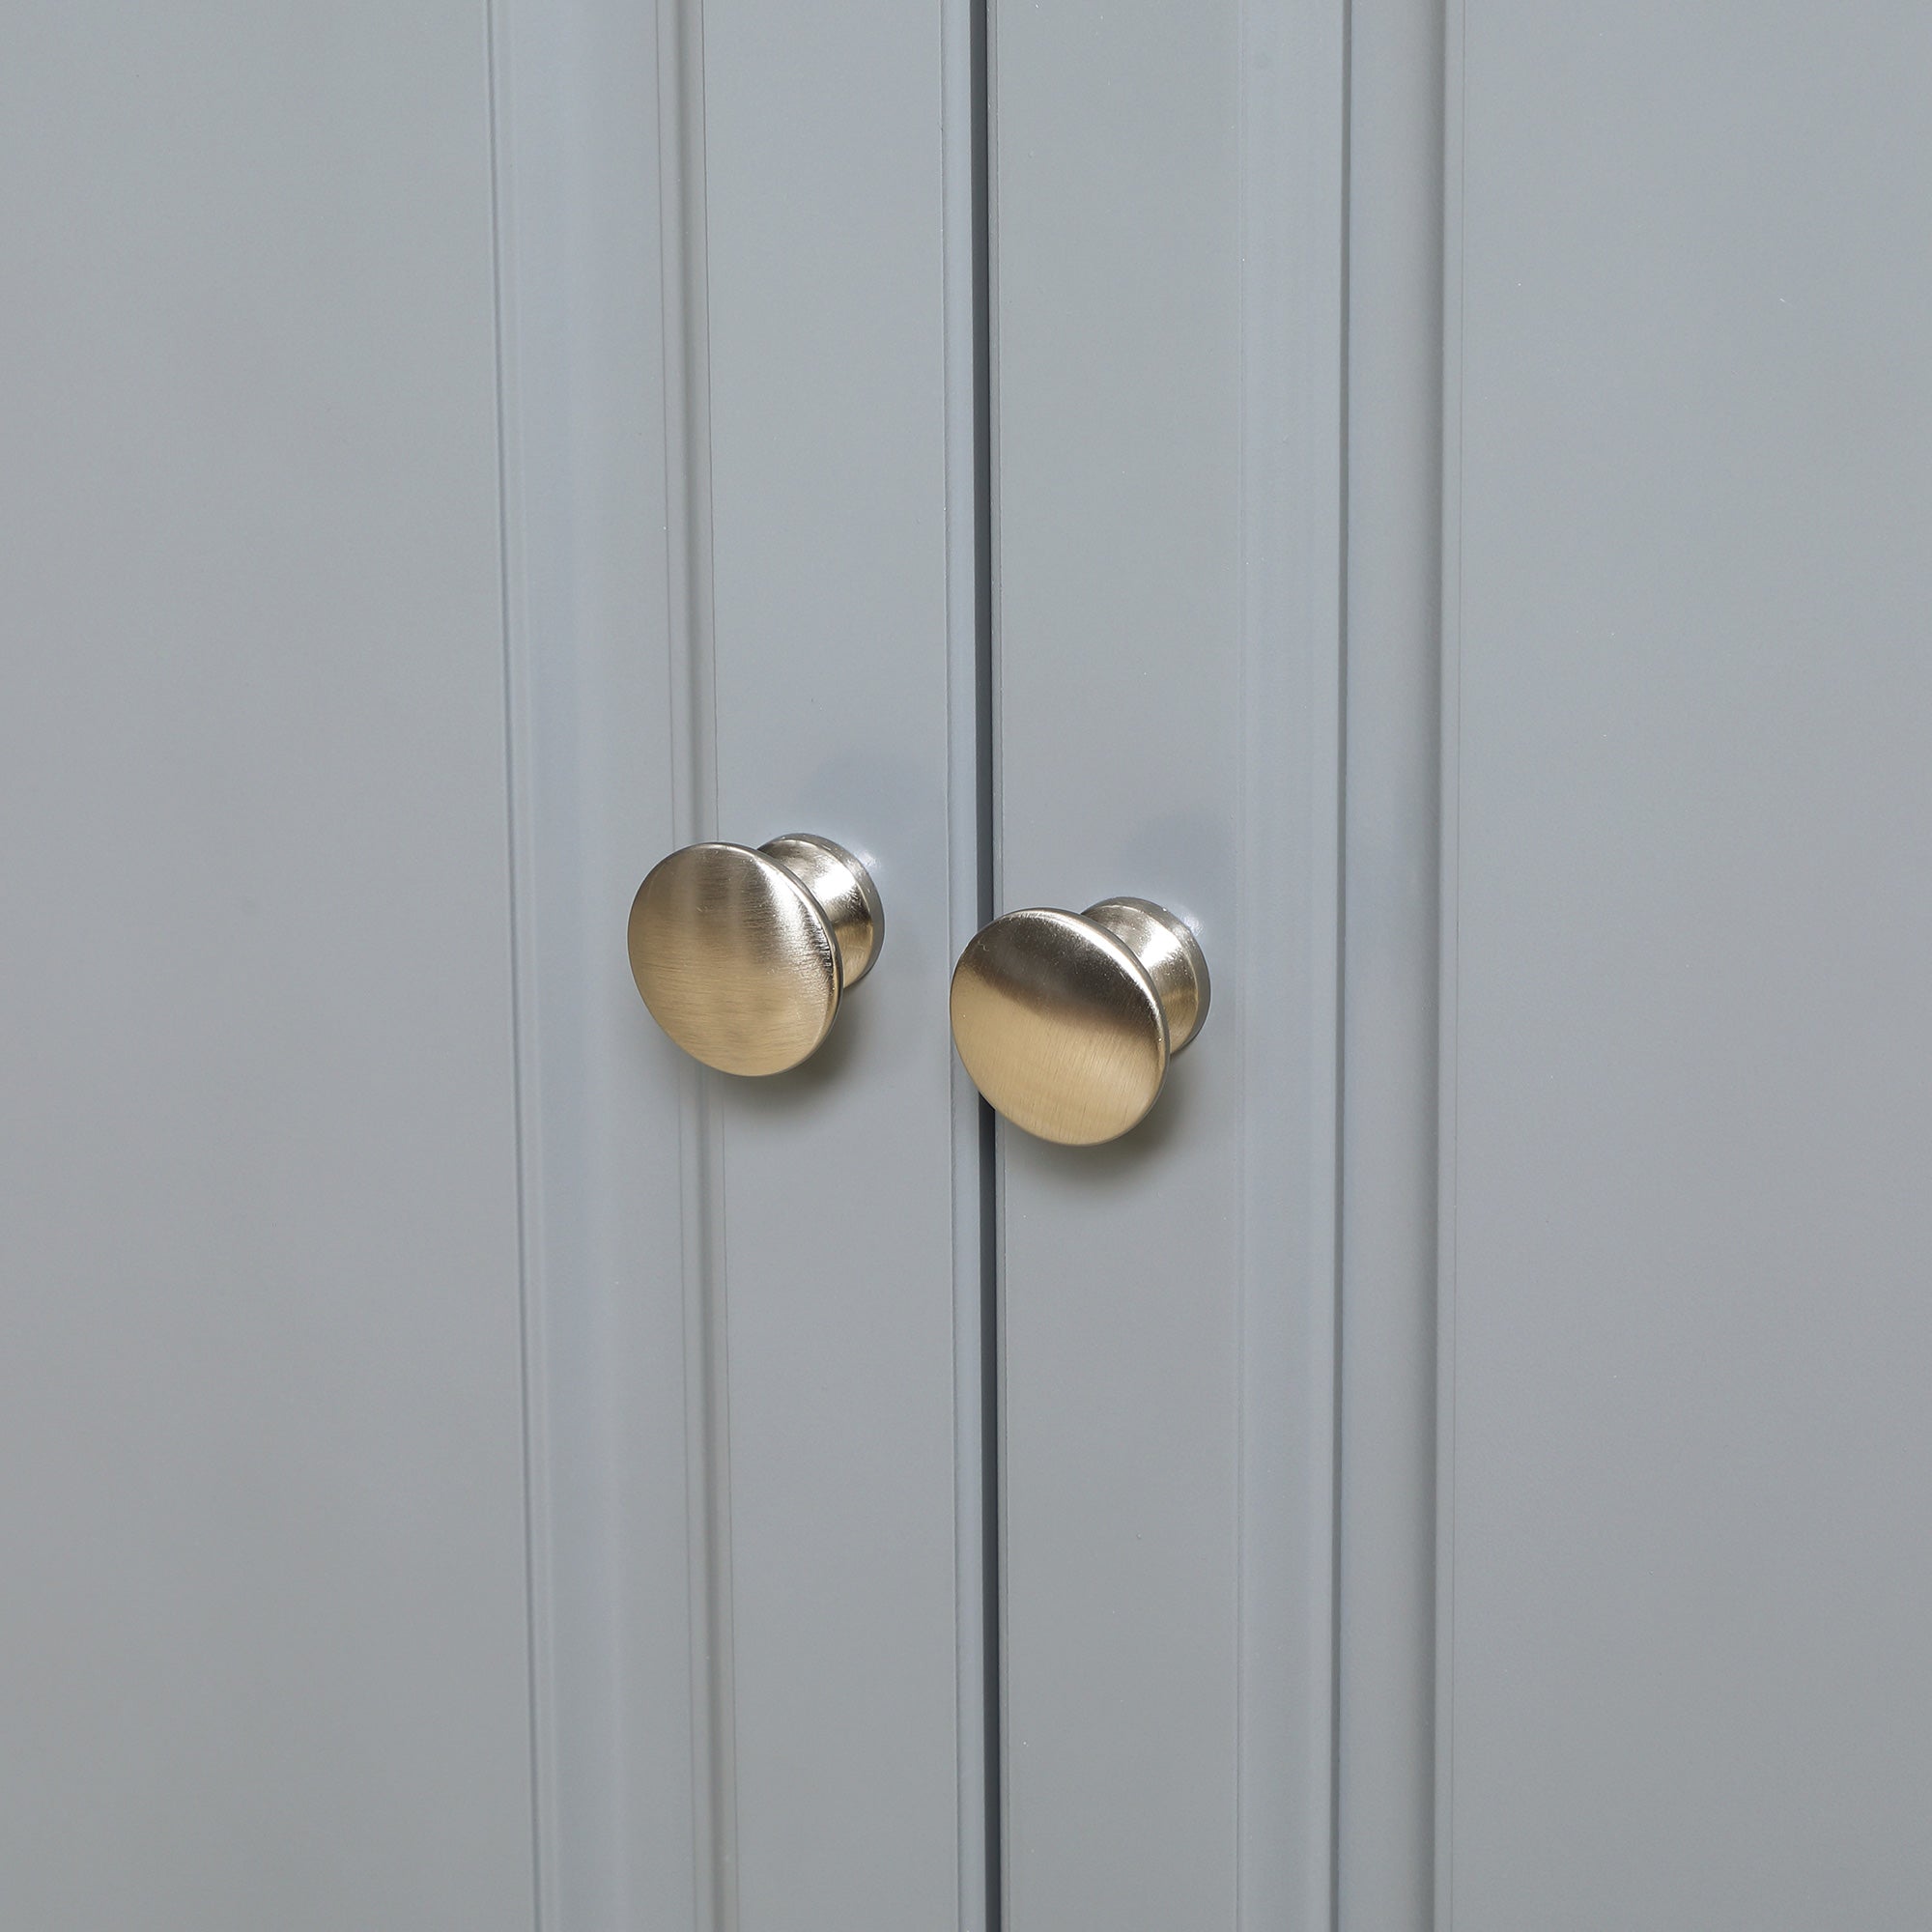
628 834 883 1075
950 897 1209 1145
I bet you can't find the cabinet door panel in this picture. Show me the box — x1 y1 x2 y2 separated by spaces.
988 1 1345 1923
702 4 979 1924
1 1 985 1926
501 0 986 1926
1441 3 1932 1922
0 7 531 1925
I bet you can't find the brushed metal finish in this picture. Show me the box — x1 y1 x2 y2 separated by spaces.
758 833 884 988
949 898 1210 1144
1084 896 1211 1054
627 834 882 1075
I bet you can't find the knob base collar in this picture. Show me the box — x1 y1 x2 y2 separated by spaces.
1082 897 1209 1055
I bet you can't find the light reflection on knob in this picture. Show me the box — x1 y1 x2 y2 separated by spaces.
950 896 1208 1145
628 835 882 1075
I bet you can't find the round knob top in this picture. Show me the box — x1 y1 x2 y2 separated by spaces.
950 899 1208 1145
628 837 879 1076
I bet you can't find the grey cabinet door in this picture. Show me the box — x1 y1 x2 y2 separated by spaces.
0 6 532 1926
502 1 986 1926
1435 2 1932 1924
14 0 1930 1925
987 0 1346 1924
1 2 980 1928
992 0 1932 1927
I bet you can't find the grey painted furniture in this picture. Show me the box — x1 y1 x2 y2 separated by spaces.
4 0 1927 1927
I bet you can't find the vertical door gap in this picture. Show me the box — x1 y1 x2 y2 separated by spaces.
971 1 1002 1925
